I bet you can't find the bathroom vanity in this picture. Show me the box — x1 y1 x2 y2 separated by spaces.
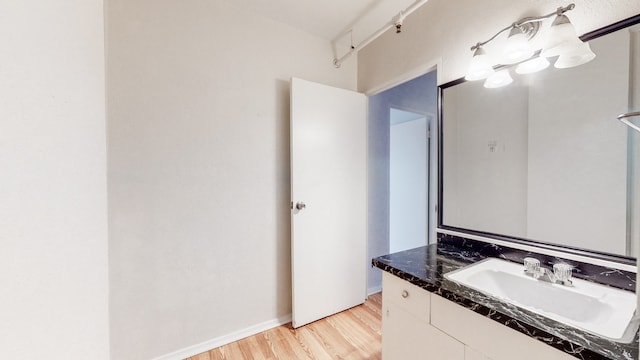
373 235 639 360
378 12 640 360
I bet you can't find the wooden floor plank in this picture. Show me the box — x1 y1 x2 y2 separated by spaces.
186 293 382 360
237 333 274 360
347 305 383 336
293 326 334 360
308 317 358 358
327 313 379 358
220 342 246 360
206 349 222 360
190 352 211 360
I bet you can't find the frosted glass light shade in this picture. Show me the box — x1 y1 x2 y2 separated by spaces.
465 47 494 81
541 15 580 58
502 27 534 64
554 41 596 68
515 56 550 74
484 69 513 88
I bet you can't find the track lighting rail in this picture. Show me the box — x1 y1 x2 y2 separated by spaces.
332 0 428 68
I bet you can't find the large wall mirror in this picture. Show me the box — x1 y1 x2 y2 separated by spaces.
439 14 640 264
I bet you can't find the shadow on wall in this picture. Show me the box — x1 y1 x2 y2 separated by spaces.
275 78 293 313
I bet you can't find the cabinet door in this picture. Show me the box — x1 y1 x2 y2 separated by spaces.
383 302 464 360
382 272 431 323
431 296 576 360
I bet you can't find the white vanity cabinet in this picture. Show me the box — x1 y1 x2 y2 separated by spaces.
382 272 577 360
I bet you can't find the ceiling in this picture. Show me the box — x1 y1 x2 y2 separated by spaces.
232 0 419 47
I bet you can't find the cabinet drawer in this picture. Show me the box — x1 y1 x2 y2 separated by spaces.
382 272 430 323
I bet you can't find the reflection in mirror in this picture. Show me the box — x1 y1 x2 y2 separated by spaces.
440 18 640 259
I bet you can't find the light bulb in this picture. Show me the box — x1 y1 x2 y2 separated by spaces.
541 14 580 58
515 56 550 74
553 41 596 68
465 47 495 81
502 27 534 64
484 69 513 88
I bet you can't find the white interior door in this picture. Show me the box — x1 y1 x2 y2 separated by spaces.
290 77 367 328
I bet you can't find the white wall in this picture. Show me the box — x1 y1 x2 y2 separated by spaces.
359 0 640 89
106 0 357 359
0 1 109 359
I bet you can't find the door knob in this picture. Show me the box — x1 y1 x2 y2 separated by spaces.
296 202 306 210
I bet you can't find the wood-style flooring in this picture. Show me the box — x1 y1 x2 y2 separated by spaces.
187 293 382 360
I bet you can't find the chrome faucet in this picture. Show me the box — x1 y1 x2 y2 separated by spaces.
523 257 573 286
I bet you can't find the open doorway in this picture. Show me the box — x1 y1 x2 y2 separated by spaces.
367 70 437 294
389 108 431 253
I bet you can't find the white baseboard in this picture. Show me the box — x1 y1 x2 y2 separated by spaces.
151 314 293 360
367 285 382 296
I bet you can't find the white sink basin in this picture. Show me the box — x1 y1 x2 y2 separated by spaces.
445 258 637 341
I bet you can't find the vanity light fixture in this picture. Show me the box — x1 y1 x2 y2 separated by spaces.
502 26 535 64
515 56 550 74
464 3 595 87
484 69 513 88
553 41 596 68
617 112 640 133
541 12 596 68
465 47 495 81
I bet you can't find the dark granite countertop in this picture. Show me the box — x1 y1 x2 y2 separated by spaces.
372 236 639 360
